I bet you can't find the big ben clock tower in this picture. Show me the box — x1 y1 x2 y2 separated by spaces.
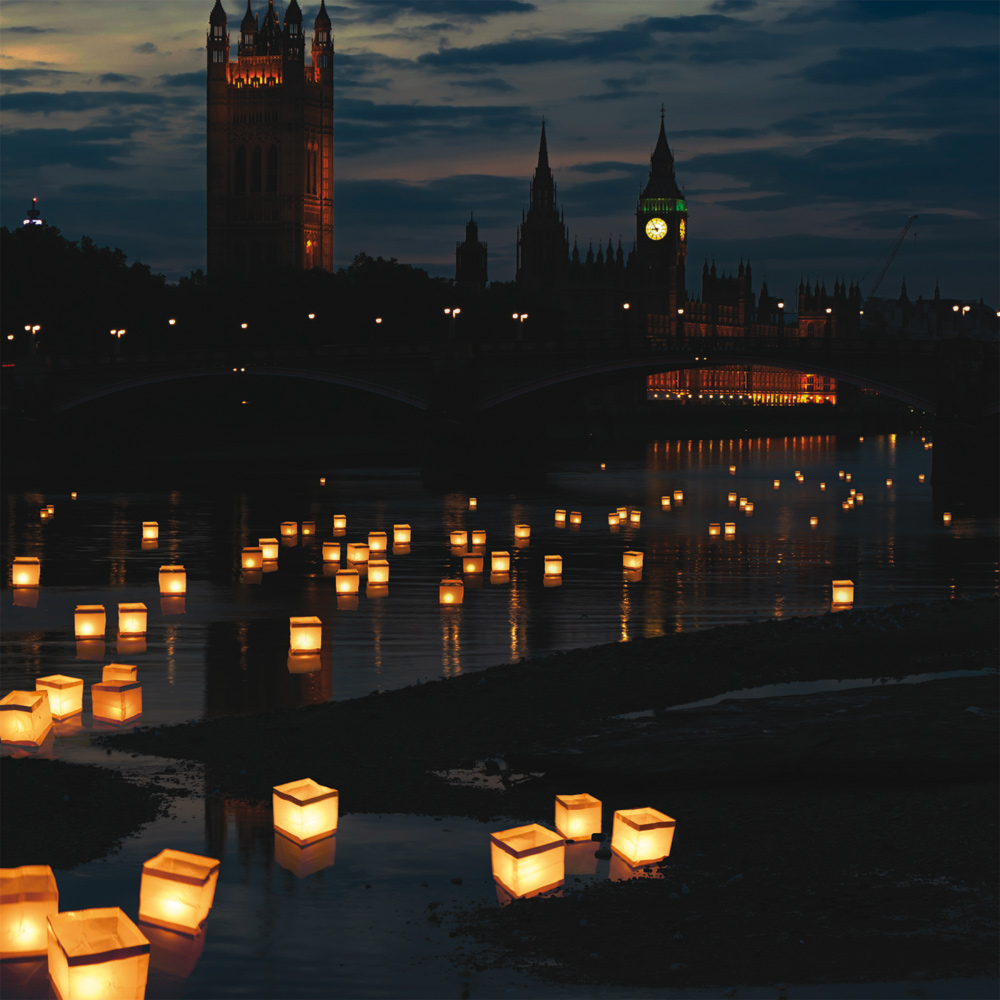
636 107 687 335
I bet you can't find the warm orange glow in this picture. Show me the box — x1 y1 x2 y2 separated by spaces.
241 547 263 570
469 498 477 510
724 522 736 537
254 538 277 561
838 470 845 479
274 779 338 846
820 482 827 491
856 492 864 504
11 557 40 588
35 675 83 721
659 496 670 509
543 555 563 577
673 490 684 502
280 522 298 538
569 511 582 526
809 516 819 528
622 551 644 570
142 522 159 541
335 569 360 594
367 531 387 553
289 616 322 654
117 603 147 637
158 566 186 595
886 479 893 487
744 502 754 514
616 507 628 519
393 524 411 545
709 523 721 536
439 578 464 605
368 559 390 585
608 512 621 526
490 824 565 899
491 551 510 573
139 850 220 935
727 492 737 503
918 474 925 483
91 672 142 724
463 553 484 575
333 514 347 531
942 512 952 523
322 541 341 563
301 521 316 537
554 794 601 841
832 579 854 607
346 543 370 564
450 530 468 548
773 480 780 489
629 510 641 525
845 473 852 482
0 865 57 959
471 529 487 547
611 807 676 867
0 690 52 746
74 605 106 639
514 524 531 540
729 465 736 474
554 509 567 524
600 462 606 470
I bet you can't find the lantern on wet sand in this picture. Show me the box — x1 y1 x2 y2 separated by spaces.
554 510 566 525
831 579 854 607
280 522 298 538
709 523 721 536
258 538 279 560
0 691 52 746
471 529 487 547
490 824 565 899
368 532 387 553
142 522 159 541
47 908 150 1000
139 850 220 936
35 675 83 721
158 566 186 595
544 555 563 577
608 512 620 527
241 547 263 570
289 617 322 655
439 578 464 605
368 559 390 585
942 512 952 524
491 551 510 573
117 603 147 637
450 530 468 549
335 569 360 595
462 553 484 575
11 557 40 588
724 522 736 537
273 778 338 845
322 542 341 563
554 794 601 842
569 511 582 526
346 543 369 564
74 605 106 639
393 524 411 545
622 551 644 570
629 510 641 525
611 807 676 867
0 865 58 959
514 524 531 540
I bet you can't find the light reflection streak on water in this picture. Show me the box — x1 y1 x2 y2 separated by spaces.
441 608 461 678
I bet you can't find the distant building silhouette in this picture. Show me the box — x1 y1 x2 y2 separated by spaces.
455 214 488 292
206 0 334 276
22 197 44 227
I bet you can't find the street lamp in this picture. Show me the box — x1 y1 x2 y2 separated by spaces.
375 317 383 325
444 307 461 339
622 303 630 311
240 322 248 329
307 313 316 320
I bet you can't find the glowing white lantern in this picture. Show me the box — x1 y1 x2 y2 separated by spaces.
439 578 464 605
838 471 845 479
832 579 854 607
280 522 298 538
346 543 369 564
608 512 620 527
450 530 468 548
333 514 347 532
514 524 531 540
142 522 159 541
158 566 186 595
739 497 747 508
368 531 387 553
708 523 721 536
35 675 83 721
468 497 477 510
368 559 390 585
490 824 564 899
856 492 864 504
74 605 106 639
258 538 279 560
241 547 263 570
393 524 411 545
850 488 856 496
139 850 220 935
0 690 52 745
600 462 606 470
622 551 643 570
273 778 338 846
91 673 142 724
335 569 360 594
616 507 628 520
611 807 676 867
842 500 850 510
820 482 827 491
491 551 510 573
462 553 484 575
554 794 601 841
0 865 58 959
918 474 925 483
322 542 341 563
554 510 567 525
724 522 736 537
629 510 641 525
744 502 754 514
289 616 322 654
11 557 40 588
117 602 147 637
544 555 563 577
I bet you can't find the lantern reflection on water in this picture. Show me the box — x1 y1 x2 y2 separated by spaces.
47 908 149 1000
142 522 159 541
322 542 341 563
273 778 338 846
831 579 854 607
274 831 337 879
289 617 322 654
554 794 601 841
117 603 147 637
139 850 220 935
141 921 206 980
74 605 105 639
0 691 52 746
35 676 83 721
158 566 186 596
0 865 57 959
490 824 565 899
393 524 411 545
491 551 510 573
11 557 40 588
611 807 676 867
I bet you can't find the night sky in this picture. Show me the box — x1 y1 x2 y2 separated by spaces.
2 0 997 304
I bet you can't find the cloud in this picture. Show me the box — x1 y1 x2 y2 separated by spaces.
448 77 517 93
1 67 81 88
710 0 756 10
795 45 998 86
132 42 160 55
2 90 198 115
781 1 998 24
566 161 639 175
4 24 58 34
1 124 140 171
159 71 205 88
98 73 143 87
670 127 765 139
334 0 535 25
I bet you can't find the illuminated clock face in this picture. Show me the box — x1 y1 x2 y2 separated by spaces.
679 219 687 241
645 217 667 241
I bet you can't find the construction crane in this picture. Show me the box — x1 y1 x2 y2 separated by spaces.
860 214 918 301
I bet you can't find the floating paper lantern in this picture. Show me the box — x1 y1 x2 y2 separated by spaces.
554 794 601 842
301 521 315 537
842 500 850 510
449 530 468 548
809 516 819 528
74 605 106 639
333 514 347 532
820 482 827 491
0 691 52 746
439 578 464 605
729 465 736 474
886 478 893 487
468 498 477 510
773 480 780 489
0 865 58 959
45 504 55 515
831 579 854 607
727 492 737 503
35 675 83 721
708 523 721 536
139 850 220 935
273 778 339 846
322 542 341 563
622 551 643 570
47 908 150 1000
918 474 925 483
393 524 411 545
660 496 670 509
600 463 606 470
40 508 50 521
608 512 620 527
462 553 484 575
849 488 856 497
289 616 322 654
491 551 510 573
11 557 40 588
838 470 845 479
368 559 390 585
117 602 147 637
514 524 531 540
241 547 263 570
490 824 565 899
942 512 952 523
280 522 298 538
567 511 582 527
368 532 387 553
724 522 736 537
319 477 326 486
673 490 684 502
335 569 360 595
739 497 747 508
845 473 852 482
611 807 676 867
142 522 159 541
544 555 563 577
71 493 78 500
471 529 487 547
629 510 641 525
92 673 142 724
554 510 567 525
346 543 369 564
856 492 864 504
158 566 186 595
616 507 628 520
744 502 754 514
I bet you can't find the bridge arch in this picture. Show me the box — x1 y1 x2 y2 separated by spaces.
52 366 430 414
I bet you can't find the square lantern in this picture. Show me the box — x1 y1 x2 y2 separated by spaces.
158 566 186 596
117 603 147 637
616 507 628 520
36 675 84 721
258 538 279 560
333 514 347 532
709 523 721 536
744 503 754 514
849 488 856 497
729 465 736 474
1 865 58 959
845 473 852 482
842 500 850 510
918 473 925 483
886 478 893 487
942 512 952 523
600 462 606 470
809 516 819 528
490 824 565 899
839 470 845 479
368 560 390 585
450 530 468 548
74 605 106 640
241 547 263 570
0 691 53 746
142 522 159 541
335 569 360 594
92 677 142 725
273 778 339 846
40 508 50 521
673 490 685 503
739 497 747 508
724 522 736 537
832 579 854 607
773 480 780 489
368 532 387 553
47 908 149 1000
439 579 464 605
393 524 411 545
514 524 531 541
820 482 827 490
544 555 563 577
608 512 620 527
301 521 315 537
11 557 40 588
611 807 676 867
569 511 582 526
728 492 737 503
629 510 641 525
103 664 137 685
554 794 602 842
462 553 484 575
289 617 322 654
471 529 487 547
322 542 341 563
622 551 644 570
660 497 671 510
346 543 369 564
280 522 298 537
139 850 220 935
554 509 567 525
856 492 864 504
491 551 510 573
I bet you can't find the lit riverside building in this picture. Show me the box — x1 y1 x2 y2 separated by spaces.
206 0 334 276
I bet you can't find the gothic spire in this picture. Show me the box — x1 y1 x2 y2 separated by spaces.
209 0 227 26
537 118 549 172
641 105 683 200
315 0 332 29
